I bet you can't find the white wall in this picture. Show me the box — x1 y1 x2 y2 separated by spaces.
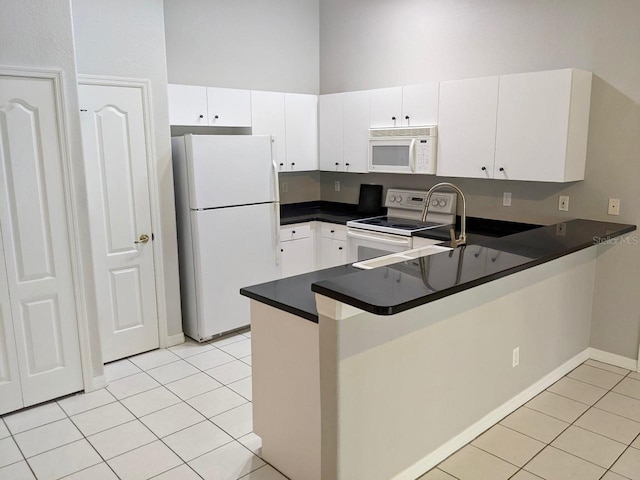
71 0 183 339
319 0 640 360
0 0 104 380
163 0 319 94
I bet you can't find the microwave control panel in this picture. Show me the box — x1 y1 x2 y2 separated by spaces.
414 137 437 174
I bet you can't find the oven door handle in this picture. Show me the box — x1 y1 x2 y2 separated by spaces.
347 230 412 246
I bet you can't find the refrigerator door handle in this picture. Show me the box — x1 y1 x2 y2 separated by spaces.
274 202 281 266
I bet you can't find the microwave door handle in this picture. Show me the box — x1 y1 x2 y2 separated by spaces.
409 138 417 172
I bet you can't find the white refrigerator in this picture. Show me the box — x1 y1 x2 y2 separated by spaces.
172 134 281 341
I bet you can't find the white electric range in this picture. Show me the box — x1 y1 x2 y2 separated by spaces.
346 188 457 262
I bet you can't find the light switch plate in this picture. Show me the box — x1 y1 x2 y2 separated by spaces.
503 192 512 207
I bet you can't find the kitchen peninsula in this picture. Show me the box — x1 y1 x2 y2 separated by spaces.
240 219 635 480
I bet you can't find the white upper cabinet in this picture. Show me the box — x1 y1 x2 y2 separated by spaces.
167 84 208 126
436 76 500 178
401 82 439 127
369 87 403 128
168 84 251 127
284 93 318 172
207 87 251 127
319 93 344 171
369 84 439 128
342 90 370 173
251 90 287 168
494 69 592 182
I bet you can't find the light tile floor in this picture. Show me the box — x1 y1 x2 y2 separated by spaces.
3 332 640 480
0 329 287 480
421 359 640 480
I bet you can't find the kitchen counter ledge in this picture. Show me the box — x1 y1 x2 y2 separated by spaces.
241 219 635 320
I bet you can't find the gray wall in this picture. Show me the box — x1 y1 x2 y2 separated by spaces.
163 0 320 94
318 1 640 359
0 0 104 378
72 0 183 338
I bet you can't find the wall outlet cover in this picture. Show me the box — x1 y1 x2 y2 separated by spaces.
335 181 340 192
559 195 570 212
608 198 620 215
281 182 288 193
503 192 512 207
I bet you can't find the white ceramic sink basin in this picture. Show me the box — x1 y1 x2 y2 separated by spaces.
352 245 452 270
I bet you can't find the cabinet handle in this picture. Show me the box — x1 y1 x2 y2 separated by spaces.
499 167 505 172
405 115 409 120
391 116 396 120
214 115 219 119
330 229 335 233
338 247 343 250
279 162 284 166
481 166 487 171
292 230 296 234
345 162 350 167
280 248 284 252
199 114 204 119
291 162 296 166
335 162 339 165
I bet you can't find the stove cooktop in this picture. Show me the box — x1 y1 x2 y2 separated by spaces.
347 216 451 236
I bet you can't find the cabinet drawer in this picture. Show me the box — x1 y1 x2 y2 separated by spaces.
280 223 311 241
319 223 346 241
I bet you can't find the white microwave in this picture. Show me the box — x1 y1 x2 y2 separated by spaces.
368 126 437 174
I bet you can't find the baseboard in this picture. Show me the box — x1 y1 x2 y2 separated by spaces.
589 348 638 372
166 332 186 348
393 348 590 480
91 374 107 391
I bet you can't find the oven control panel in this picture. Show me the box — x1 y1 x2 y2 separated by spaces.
385 189 457 215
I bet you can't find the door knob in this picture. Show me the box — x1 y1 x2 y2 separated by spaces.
134 234 150 244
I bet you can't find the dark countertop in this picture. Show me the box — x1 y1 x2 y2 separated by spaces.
241 219 636 322
280 201 383 225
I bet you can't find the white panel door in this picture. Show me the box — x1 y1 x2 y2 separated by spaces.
0 232 22 415
167 84 208 126
251 91 287 170
436 76 499 179
192 203 280 338
79 84 159 362
284 93 318 171
319 94 343 171
207 87 252 127
187 135 276 209
0 76 83 405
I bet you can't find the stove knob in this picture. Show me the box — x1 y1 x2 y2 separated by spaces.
431 199 439 207
439 199 447 207
396 195 403 202
390 195 396 202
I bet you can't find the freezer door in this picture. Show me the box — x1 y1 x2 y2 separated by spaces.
186 134 277 209
191 203 281 338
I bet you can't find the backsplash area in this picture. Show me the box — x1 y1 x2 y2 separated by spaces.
278 171 321 204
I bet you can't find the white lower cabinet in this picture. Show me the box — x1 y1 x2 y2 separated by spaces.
0 74 84 415
280 223 315 278
318 237 346 269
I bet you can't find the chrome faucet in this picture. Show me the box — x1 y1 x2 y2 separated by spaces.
421 182 467 248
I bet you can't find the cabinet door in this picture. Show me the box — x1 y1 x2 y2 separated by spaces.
0 233 22 415
494 69 589 182
436 76 499 179
285 93 318 171
252 91 287 170
343 90 370 173
167 84 208 126
401 83 439 127
369 87 402 127
0 76 83 406
319 94 344 171
281 238 314 278
318 237 346 269
207 87 252 127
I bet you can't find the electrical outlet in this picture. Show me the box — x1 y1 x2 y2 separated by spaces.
334 181 340 192
556 222 567 237
503 192 512 207
608 198 620 215
281 182 288 193
512 347 520 368
559 195 569 212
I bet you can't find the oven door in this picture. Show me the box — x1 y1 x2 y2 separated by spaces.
346 228 412 263
368 138 415 173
